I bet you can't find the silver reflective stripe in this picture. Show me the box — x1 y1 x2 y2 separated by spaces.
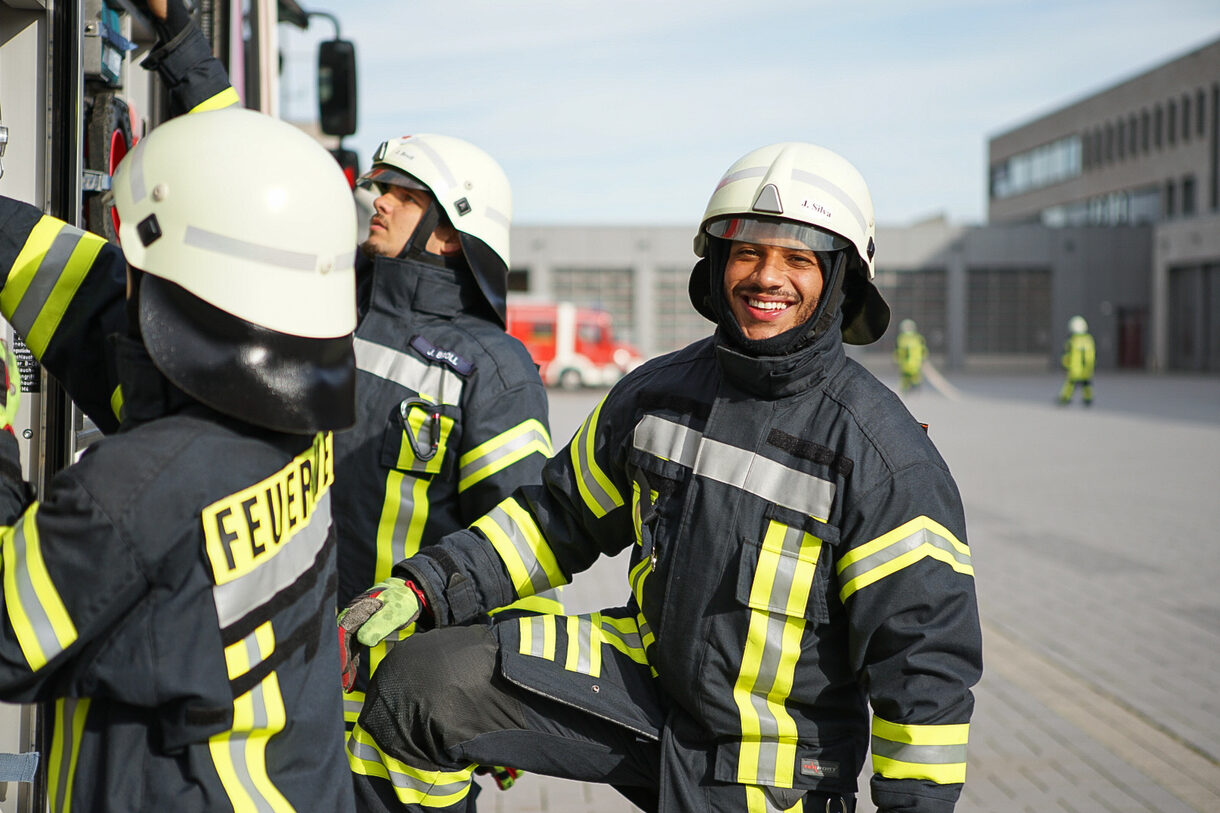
354 337 463 405
183 225 319 272
347 737 471 798
226 682 276 813
9 225 84 338
522 615 548 658
459 424 549 484
570 615 594 675
715 166 767 191
837 525 971 587
128 138 148 202
409 138 458 196
390 473 420 566
571 409 621 516
483 206 509 229
343 696 364 718
485 504 553 597
211 494 332 628
871 737 968 767
633 415 835 520
770 524 809 613
632 416 699 467
792 168 869 238
9 518 69 664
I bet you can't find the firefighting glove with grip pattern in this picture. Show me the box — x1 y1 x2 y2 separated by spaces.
1 339 18 435
337 577 425 692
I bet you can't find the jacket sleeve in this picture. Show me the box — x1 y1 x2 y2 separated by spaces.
0 196 128 433
836 460 982 813
397 388 638 626
0 456 148 700
455 376 553 525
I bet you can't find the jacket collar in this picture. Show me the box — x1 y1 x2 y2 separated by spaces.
359 253 488 323
111 334 201 428
713 314 847 399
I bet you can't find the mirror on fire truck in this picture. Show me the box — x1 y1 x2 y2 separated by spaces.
318 38 357 137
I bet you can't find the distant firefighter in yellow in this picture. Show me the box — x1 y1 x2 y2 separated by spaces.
1058 315 1096 405
894 318 928 392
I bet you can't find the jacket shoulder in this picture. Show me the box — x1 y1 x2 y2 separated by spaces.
824 358 951 477
420 317 544 396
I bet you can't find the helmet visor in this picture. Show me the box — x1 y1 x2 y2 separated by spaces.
357 164 430 196
705 215 849 252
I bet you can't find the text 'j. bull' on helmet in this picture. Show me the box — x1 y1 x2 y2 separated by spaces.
689 141 890 346
359 133 513 325
111 106 358 434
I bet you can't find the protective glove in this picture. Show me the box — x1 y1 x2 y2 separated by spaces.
337 577 427 692
1 338 19 435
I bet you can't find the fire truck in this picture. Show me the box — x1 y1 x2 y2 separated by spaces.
507 301 643 390
0 2 356 809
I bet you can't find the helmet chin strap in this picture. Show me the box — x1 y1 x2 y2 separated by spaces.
396 200 447 267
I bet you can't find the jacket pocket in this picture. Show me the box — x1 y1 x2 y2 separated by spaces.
378 397 460 477
736 505 838 624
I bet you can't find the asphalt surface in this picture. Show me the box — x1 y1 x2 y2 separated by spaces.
476 364 1220 812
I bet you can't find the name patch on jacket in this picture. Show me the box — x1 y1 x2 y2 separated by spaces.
203 432 335 585
410 335 474 376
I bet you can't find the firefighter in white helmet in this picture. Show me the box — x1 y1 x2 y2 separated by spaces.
0 107 358 811
1058 315 1096 405
894 318 929 393
339 142 982 813
2 3 558 791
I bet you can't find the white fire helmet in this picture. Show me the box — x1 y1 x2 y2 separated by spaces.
111 106 358 433
359 133 513 324
900 319 917 333
690 142 890 345
1069 315 1088 334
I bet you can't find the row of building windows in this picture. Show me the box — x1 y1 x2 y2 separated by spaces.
1081 85 1213 170
990 83 1216 200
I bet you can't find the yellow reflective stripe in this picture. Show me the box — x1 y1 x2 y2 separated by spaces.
458 418 552 492
517 612 557 660
473 498 565 598
47 697 89 813
210 625 294 812
2 507 79 670
837 516 973 602
731 521 818 787
189 86 241 113
1 216 105 357
598 613 650 665
562 614 603 677
2 216 61 317
369 472 430 675
344 691 365 727
569 397 623 518
347 723 476 806
109 384 123 423
490 589 564 616
394 408 453 475
872 716 969 784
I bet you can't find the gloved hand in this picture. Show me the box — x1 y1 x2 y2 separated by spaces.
1 338 19 435
337 577 427 692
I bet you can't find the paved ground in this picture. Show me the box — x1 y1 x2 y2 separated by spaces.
4 366 1218 812
474 365 1220 812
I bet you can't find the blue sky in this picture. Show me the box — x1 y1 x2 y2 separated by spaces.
279 0 1220 228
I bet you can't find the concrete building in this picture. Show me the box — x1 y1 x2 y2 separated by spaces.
508 37 1220 374
988 36 1220 372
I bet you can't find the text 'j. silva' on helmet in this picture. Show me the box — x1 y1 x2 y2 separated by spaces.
689 142 890 345
359 133 512 325
111 106 358 434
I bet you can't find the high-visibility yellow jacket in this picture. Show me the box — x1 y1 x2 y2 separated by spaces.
1061 333 1096 381
396 319 983 812
894 330 928 375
